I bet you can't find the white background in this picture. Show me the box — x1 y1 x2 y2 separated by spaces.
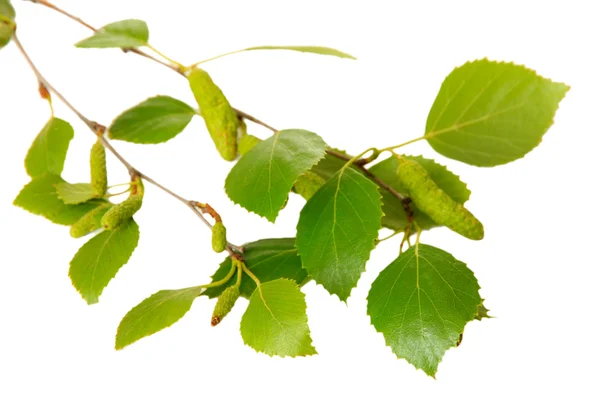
1 0 599 404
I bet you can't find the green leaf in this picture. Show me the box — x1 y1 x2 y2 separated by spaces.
309 150 347 180
225 129 327 221
296 167 382 301
69 219 140 304
370 155 470 231
115 286 202 350
24 117 74 177
108 96 196 144
240 279 316 357
14 173 105 225
203 238 306 299
75 19 149 48
241 45 355 59
367 244 483 377
55 182 96 204
425 59 569 166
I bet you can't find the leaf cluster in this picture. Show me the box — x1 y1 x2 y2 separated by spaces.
5 5 569 377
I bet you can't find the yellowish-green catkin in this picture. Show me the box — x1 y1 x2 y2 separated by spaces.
396 156 484 240
211 284 240 326
188 68 238 161
101 195 143 230
212 221 227 253
0 24 12 48
90 140 108 197
293 171 326 200
70 203 113 238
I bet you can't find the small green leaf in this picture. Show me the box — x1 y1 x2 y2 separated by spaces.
203 238 306 299
296 167 382 301
55 182 95 204
75 19 149 48
367 244 483 377
240 279 316 357
425 59 569 166
240 45 355 59
69 219 140 304
14 173 105 225
225 129 327 221
24 117 74 177
108 96 196 144
115 286 202 350
370 155 471 231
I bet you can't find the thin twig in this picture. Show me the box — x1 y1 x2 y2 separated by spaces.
12 33 242 256
29 0 96 31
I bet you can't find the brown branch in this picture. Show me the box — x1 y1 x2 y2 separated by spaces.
12 33 243 256
27 0 411 217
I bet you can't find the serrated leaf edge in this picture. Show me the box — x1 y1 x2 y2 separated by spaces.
240 278 317 358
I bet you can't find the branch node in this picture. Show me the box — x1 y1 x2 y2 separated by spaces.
90 121 107 137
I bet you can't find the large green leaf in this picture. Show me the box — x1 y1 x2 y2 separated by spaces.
55 182 96 204
69 219 140 304
108 96 196 144
225 129 327 221
240 279 316 357
425 59 569 166
14 173 105 225
203 238 306 299
367 244 482 377
24 117 74 177
296 167 382 301
240 45 355 59
370 155 470 231
75 19 149 48
115 286 202 350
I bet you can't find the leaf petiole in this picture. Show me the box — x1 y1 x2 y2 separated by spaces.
145 43 186 72
379 135 426 153
187 49 247 68
376 228 404 245
199 260 238 291
241 262 266 303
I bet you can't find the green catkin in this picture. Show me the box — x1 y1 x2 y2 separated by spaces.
90 140 108 197
212 221 227 253
293 171 326 200
101 194 143 230
70 203 113 238
0 24 12 48
188 68 238 161
396 156 484 240
0 2 15 49
211 284 240 326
